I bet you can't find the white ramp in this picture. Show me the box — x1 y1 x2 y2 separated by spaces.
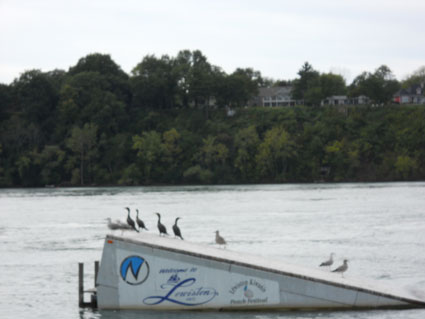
96 234 425 310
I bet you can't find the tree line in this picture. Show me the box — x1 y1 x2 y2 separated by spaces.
0 51 424 187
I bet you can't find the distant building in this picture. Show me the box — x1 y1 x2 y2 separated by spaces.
321 96 348 106
249 86 297 107
349 95 370 105
394 83 425 104
250 87 371 107
321 95 370 106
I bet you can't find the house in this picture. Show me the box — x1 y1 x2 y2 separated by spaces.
249 86 297 107
321 96 348 106
250 87 371 107
321 95 371 106
348 95 370 105
394 83 425 104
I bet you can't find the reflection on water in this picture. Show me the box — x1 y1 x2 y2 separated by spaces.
1 182 425 319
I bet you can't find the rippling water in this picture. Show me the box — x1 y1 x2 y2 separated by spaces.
1 182 425 319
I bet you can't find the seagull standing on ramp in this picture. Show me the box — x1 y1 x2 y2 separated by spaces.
215 230 227 248
155 212 168 236
105 217 132 235
105 218 129 231
332 259 349 277
172 217 184 240
125 207 139 232
319 253 335 269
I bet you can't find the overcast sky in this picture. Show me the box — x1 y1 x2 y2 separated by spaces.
1 0 424 84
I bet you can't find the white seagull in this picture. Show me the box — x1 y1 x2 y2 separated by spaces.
215 230 227 248
319 253 335 269
332 259 349 277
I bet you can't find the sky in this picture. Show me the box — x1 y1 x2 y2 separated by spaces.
1 0 424 85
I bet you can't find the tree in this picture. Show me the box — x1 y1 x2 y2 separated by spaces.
162 128 183 182
348 65 400 103
131 55 177 109
68 53 129 84
199 136 229 170
292 62 320 103
57 71 128 140
256 127 296 180
319 73 346 98
395 155 417 179
132 130 164 183
234 125 260 181
0 84 13 122
98 133 132 183
11 70 60 143
66 123 98 185
174 50 219 111
216 68 261 107
35 145 66 185
402 66 425 88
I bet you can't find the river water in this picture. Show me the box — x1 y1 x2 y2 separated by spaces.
1 182 424 319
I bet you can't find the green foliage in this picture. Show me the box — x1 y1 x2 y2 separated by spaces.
395 155 417 179
183 165 213 184
402 66 425 88
256 127 296 181
131 55 177 109
66 123 98 185
320 73 347 98
132 130 163 183
292 63 347 105
348 65 400 103
199 136 229 169
292 62 320 102
1 52 424 187
234 125 260 181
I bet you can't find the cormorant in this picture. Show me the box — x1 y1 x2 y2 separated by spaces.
332 259 349 277
136 209 148 231
125 207 139 232
319 253 335 268
215 230 226 247
155 212 168 236
172 217 183 240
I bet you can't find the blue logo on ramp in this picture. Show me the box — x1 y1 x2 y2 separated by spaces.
120 256 150 285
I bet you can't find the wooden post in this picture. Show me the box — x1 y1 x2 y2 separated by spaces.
78 263 84 307
94 261 99 287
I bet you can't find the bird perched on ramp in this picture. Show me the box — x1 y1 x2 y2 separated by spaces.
125 207 139 232
332 259 349 277
105 218 131 231
155 212 168 236
136 209 148 231
319 253 335 269
215 230 227 247
172 217 184 240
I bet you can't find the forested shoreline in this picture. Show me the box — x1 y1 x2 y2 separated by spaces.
1 51 424 187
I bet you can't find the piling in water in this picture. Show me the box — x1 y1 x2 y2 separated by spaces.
78 263 84 307
78 261 98 308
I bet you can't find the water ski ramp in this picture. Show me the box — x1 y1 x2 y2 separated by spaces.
96 234 425 310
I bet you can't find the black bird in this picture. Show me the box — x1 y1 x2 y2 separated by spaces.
172 217 184 240
136 209 148 231
125 207 139 232
155 212 168 236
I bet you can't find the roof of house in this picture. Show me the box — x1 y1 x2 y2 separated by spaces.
258 86 292 98
396 83 424 96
